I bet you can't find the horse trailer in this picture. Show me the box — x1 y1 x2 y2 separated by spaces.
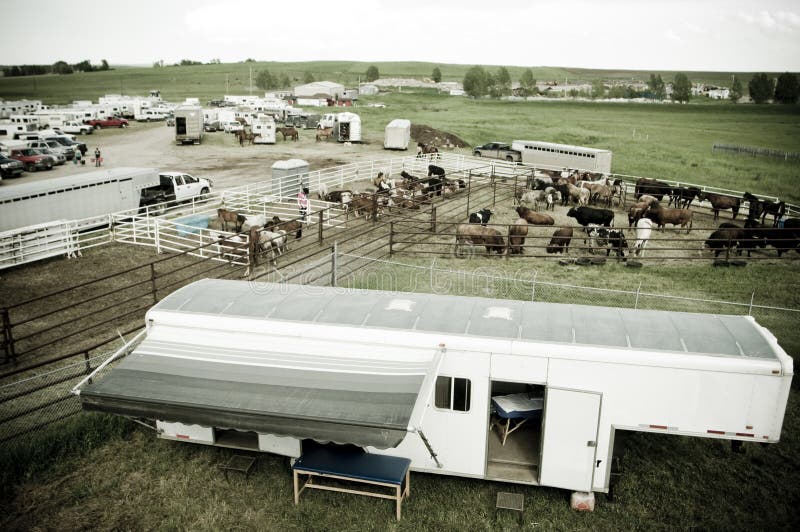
334 112 361 143
74 280 793 506
252 115 276 144
384 119 411 150
0 167 159 232
511 140 613 173
174 105 203 145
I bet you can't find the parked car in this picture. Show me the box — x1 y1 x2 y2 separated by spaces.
46 135 87 156
140 172 214 207
223 121 244 133
0 155 25 178
84 116 129 129
9 148 55 171
29 140 75 160
33 147 66 165
55 121 93 135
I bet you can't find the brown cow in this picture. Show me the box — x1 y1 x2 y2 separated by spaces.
508 218 529 255
645 205 694 233
455 224 505 256
628 201 650 227
546 227 574 254
516 206 555 225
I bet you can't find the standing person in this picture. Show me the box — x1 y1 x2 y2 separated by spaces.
73 149 81 165
94 147 101 167
298 187 309 221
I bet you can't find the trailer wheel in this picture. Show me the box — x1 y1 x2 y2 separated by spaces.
506 155 514 162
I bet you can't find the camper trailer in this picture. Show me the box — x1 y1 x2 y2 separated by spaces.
174 105 204 145
384 119 411 150
73 281 793 504
252 115 276 144
334 112 361 143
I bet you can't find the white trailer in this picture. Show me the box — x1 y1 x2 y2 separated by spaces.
384 119 411 150
73 280 793 503
174 105 204 145
252 115 276 144
334 112 361 143
512 140 613 173
0 167 159 232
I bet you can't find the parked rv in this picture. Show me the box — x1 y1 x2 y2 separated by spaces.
173 105 204 145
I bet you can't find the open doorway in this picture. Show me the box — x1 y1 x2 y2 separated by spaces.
486 381 545 484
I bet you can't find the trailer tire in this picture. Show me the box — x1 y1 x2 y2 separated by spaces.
473 151 482 157
506 155 514 162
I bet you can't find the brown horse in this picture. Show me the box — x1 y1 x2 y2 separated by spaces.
278 126 299 141
698 192 741 220
217 208 245 232
315 127 333 141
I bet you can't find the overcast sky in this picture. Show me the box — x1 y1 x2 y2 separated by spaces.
4 0 799 72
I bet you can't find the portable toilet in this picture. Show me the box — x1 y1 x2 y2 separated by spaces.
384 119 411 150
335 112 361 143
271 159 309 199
253 114 276 144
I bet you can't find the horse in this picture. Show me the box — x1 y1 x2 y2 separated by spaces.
217 208 245 232
316 127 333 141
278 127 299 141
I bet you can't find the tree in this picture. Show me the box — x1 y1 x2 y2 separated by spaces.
279 73 291 89
591 80 606 99
52 61 73 75
647 74 666 100
73 60 93 72
255 69 277 90
365 65 380 82
431 67 442 83
729 75 742 103
303 71 314 84
774 72 800 104
463 66 489 98
520 69 536 95
671 73 691 103
495 67 511 91
748 73 774 104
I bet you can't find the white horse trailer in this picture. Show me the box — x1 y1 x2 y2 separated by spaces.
512 140 613 173
334 112 361 142
252 115 276 144
384 119 411 150
74 280 793 504
0 167 159 231
174 105 204 145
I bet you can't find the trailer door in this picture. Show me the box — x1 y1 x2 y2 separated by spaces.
539 388 601 492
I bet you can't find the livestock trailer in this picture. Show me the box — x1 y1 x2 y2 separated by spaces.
74 280 793 503
0 167 159 232
334 112 361 143
174 105 204 145
384 119 411 150
252 115 276 144
511 140 612 173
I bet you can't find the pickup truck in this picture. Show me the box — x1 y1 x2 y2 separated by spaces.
472 142 522 162
9 148 55 171
56 121 93 135
139 172 213 209
84 117 129 129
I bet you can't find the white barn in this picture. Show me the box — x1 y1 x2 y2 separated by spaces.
294 81 345 99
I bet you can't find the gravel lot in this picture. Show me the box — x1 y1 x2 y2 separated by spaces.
1 120 403 191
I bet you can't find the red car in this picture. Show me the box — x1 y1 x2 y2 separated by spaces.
9 148 55 171
84 116 129 129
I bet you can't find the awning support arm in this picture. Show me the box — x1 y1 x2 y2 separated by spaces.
417 429 442 468
70 329 147 395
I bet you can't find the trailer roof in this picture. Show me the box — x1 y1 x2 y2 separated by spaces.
0 167 158 201
513 140 611 155
153 279 781 361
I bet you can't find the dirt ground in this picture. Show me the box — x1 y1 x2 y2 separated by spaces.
0 121 455 191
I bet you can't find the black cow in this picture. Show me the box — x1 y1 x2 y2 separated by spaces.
428 165 446 177
468 208 493 226
634 178 671 201
567 206 615 227
422 177 443 196
668 186 701 209
586 226 628 260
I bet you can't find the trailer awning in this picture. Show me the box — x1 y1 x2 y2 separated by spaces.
79 330 442 449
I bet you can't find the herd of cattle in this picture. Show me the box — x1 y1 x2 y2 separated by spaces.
209 166 799 267
454 171 799 260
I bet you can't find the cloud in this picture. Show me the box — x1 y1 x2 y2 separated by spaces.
664 29 681 42
738 9 800 32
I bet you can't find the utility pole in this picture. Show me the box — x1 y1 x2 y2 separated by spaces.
226 73 229 94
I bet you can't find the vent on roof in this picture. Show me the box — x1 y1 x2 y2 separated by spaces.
484 306 513 320
386 299 415 312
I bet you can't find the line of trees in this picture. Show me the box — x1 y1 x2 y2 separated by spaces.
3 59 110 77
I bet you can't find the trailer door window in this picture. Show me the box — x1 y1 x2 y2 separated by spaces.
434 376 471 412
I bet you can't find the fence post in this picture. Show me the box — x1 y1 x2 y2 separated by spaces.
318 211 324 244
389 222 394 256
371 193 378 223
466 170 472 218
1 308 15 365
749 291 755 316
635 281 642 309
492 179 497 206
330 242 338 287
531 272 538 301
430 206 437 233
150 263 158 304
154 219 161 254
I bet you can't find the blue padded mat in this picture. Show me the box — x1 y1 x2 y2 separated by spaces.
492 393 544 419
293 446 411 485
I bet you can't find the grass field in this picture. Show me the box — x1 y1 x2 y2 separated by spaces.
1 60 800 530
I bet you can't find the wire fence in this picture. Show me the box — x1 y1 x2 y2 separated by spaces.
712 142 800 161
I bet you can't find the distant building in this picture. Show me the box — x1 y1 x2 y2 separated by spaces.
707 88 730 100
293 81 345 99
359 84 379 96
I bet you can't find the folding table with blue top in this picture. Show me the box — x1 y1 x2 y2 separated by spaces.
491 393 544 446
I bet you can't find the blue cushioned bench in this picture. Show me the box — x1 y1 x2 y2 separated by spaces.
292 446 411 520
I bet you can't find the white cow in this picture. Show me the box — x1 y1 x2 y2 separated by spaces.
634 218 654 257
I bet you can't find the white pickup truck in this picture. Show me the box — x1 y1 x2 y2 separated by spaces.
139 172 213 208
472 142 522 162
56 121 93 135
